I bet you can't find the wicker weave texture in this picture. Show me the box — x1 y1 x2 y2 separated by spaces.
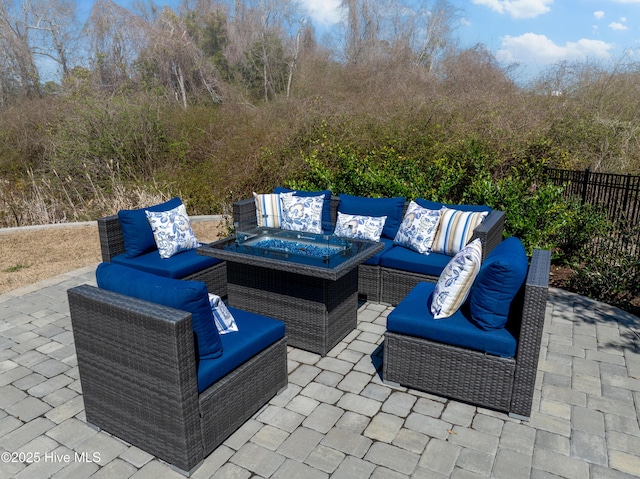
382 249 550 418
200 338 287 453
226 264 358 355
358 264 381 303
68 284 288 474
383 332 516 411
68 285 203 472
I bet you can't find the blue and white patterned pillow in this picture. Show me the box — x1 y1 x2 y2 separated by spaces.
432 208 488 256
208 293 238 334
393 201 442 254
430 238 483 319
280 194 324 234
145 204 200 259
334 212 387 242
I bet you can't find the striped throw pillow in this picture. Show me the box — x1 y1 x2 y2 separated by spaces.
432 208 488 256
253 192 293 228
430 238 483 319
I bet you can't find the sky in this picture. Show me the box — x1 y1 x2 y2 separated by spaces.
297 0 640 77
80 0 640 79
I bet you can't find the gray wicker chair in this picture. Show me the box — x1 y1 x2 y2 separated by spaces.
97 214 227 297
232 196 505 304
67 284 287 475
383 249 551 420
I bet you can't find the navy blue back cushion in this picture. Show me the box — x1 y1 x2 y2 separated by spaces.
274 187 333 234
469 236 528 331
337 194 405 239
96 262 223 359
118 197 183 258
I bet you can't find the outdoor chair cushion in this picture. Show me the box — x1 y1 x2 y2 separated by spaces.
470 236 529 331
387 281 517 358
117 197 183 258
111 248 222 279
197 308 286 392
363 238 395 265
96 262 224 360
274 187 333 234
337 194 405 240
380 245 452 277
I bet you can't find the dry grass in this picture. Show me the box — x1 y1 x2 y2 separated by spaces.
0 220 226 295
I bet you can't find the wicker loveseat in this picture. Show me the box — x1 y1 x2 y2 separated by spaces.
383 245 551 420
67 264 287 475
233 190 505 305
97 197 227 297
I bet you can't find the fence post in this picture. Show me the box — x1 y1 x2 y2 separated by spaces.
581 168 590 204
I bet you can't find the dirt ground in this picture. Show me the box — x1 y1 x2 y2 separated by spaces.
0 220 226 295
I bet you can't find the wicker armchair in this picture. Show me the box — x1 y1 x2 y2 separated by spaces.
383 249 551 420
68 284 287 475
97 214 227 297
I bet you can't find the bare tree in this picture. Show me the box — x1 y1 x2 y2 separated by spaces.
137 7 224 107
0 0 41 96
85 0 149 90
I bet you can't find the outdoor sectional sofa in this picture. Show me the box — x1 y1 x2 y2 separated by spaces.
97 197 228 298
67 263 288 475
233 189 505 305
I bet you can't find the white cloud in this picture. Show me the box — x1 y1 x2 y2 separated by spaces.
609 21 628 31
496 33 614 65
594 11 605 20
471 0 553 19
299 0 342 27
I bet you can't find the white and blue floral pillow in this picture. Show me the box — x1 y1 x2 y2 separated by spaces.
393 201 443 254
146 204 200 259
280 194 324 234
334 212 387 241
430 238 483 319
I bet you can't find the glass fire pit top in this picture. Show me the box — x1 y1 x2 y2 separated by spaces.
217 227 360 268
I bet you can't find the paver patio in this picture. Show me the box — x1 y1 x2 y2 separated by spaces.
0 265 639 478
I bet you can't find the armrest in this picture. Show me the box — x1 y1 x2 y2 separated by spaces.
97 215 125 261
67 284 203 471
232 198 258 228
471 210 505 260
510 249 551 418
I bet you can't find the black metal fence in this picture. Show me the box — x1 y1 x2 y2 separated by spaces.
545 167 640 255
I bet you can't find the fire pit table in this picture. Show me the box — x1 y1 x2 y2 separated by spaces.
198 227 383 355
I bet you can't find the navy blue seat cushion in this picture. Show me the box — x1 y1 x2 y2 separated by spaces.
197 307 285 392
380 245 451 277
95 262 223 360
111 248 222 279
469 236 529 331
274 187 333 234
387 282 516 357
363 238 394 265
118 197 183 258
337 194 405 240
415 199 492 213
